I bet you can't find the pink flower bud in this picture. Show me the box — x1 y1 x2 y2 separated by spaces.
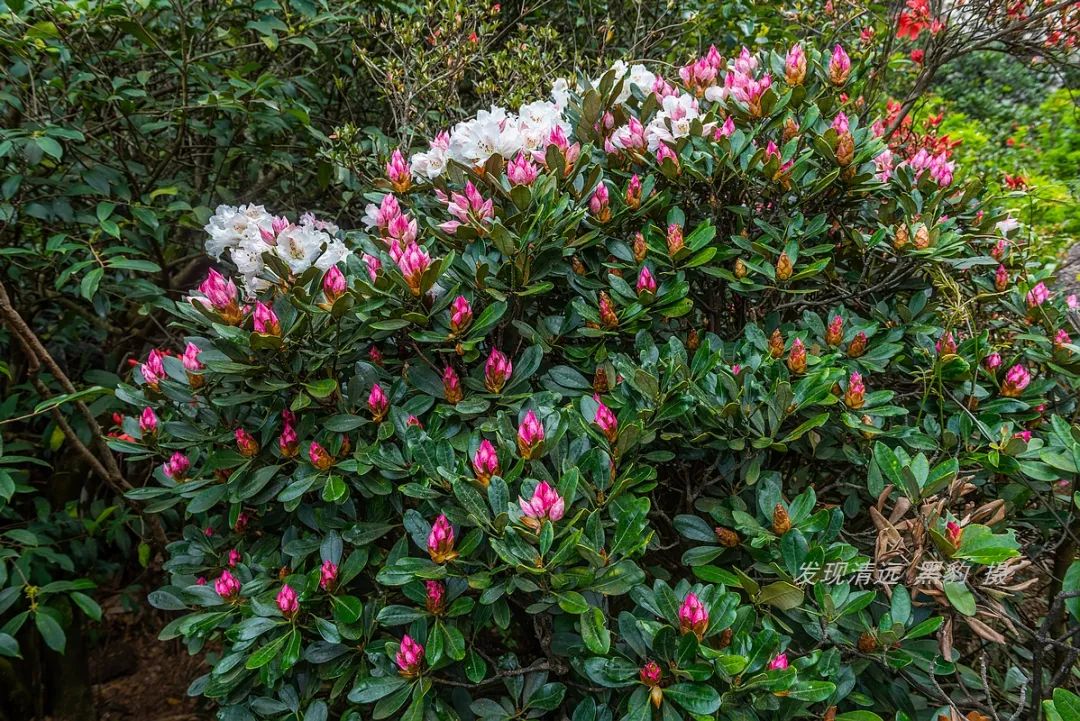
425 580 445 614
714 116 736 140
829 44 851 84
234 512 250 533
625 174 643 209
141 349 166 388
484 348 513 393
308 441 334 470
369 346 384 366
450 296 473 334
678 592 708 638
1068 294 1078 310
443 365 463 404
320 560 338 591
276 583 299 617
995 264 1009 292
1054 328 1072 351
252 302 281 336
666 223 684 257
368 383 389 422
832 112 849 134
844 371 866 409
279 422 299 458
386 149 411 193
507 152 540 186
364 253 381 283
181 342 204 374
235 427 260 457
991 238 1008 261
640 660 662 686
227 548 241 567
1026 281 1050 308
593 395 618 443
936 332 958 356
197 269 242 324
945 520 963 545
589 183 611 223
825 315 844 346
1001 364 1031 397
163 451 190 481
785 44 806 84
636 266 657 297
768 652 790 670
196 577 207 586
516 409 545 460
395 634 425 677
655 143 679 168
407 414 423 429
214 569 241 599
395 243 432 296
1014 430 1032 443
428 514 457 563
472 439 500 486
323 265 347 303
984 353 1002 370
518 480 565 524
139 407 158 438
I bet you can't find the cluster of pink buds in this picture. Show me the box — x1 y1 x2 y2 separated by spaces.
450 296 473 334
425 580 445 614
507 152 540 186
308 441 334 470
1001 364 1031 397
484 349 513 393
995 265 1009 292
589 183 611 223
215 570 241 599
679 47 721 97
279 410 299 458
1014 429 1033 443
183 342 204 387
443 366 463 404
1026 281 1050 308
640 660 664 707
393 242 432 296
163 451 190 481
829 44 851 84
227 548 241 567
428 514 457 563
141 349 166 389
323 266 347 304
439 181 494 235
386 208 419 246
235 428 259 457
845 372 866 409
252 302 280 336
196 269 243 325
728 67 772 117
991 238 1009 261
612 118 647 155
655 143 679 169
593 395 618 443
519 481 565 527
366 195 402 234
625 174 643 209
396 634 424 677
636 266 657 298
874 148 894 182
472 439 500 486
832 112 850 135
984 353 1002 371
368 383 389 422
386 149 411 193
678 592 709 639
785 44 806 84
767 652 790 671
320 560 337 591
276 584 299 617
909 148 954 186
516 409 545 460
139 407 158 438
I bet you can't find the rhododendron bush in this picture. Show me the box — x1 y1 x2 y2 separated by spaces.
113 42 1080 721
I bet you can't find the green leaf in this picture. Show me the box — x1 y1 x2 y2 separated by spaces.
954 524 1020 565
663 683 720 714
348 675 408 703
245 632 288 669
580 607 611 654
943 581 976 616
70 592 102 621
1051 688 1080 721
35 611 66 653
756 581 804 610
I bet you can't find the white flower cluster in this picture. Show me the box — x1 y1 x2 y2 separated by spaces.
203 204 349 294
409 60 677 179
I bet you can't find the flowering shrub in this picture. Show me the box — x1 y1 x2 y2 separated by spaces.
116 41 1080 720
